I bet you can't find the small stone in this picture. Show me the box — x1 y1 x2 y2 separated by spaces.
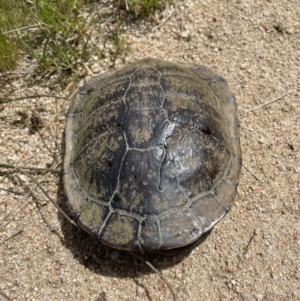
136 286 145 297
255 294 264 300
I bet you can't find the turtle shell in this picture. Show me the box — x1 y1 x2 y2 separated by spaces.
63 58 242 252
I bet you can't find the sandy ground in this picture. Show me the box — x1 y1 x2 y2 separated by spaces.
0 0 299 300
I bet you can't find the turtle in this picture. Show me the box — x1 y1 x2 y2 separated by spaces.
63 58 242 252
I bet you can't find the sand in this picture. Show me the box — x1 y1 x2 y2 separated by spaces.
0 0 299 300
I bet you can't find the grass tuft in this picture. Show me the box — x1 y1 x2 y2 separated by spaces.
0 0 169 77
0 30 19 72
0 0 98 76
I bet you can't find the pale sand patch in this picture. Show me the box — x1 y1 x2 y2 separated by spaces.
1 1 299 300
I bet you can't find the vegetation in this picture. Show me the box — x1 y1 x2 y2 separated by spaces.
120 0 167 16
0 0 169 76
0 0 92 73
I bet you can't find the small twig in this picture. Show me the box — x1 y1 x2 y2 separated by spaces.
3 24 41 34
130 252 177 301
238 292 245 301
0 94 69 104
237 230 256 268
152 10 175 31
152 0 177 32
20 170 78 229
242 164 261 182
246 90 294 113
0 202 25 229
0 290 13 301
0 188 24 196
0 163 61 174
0 230 23 244
82 62 94 76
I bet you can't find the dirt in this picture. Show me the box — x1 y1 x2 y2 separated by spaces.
0 0 299 300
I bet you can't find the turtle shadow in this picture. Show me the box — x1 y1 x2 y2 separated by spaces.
56 175 211 279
